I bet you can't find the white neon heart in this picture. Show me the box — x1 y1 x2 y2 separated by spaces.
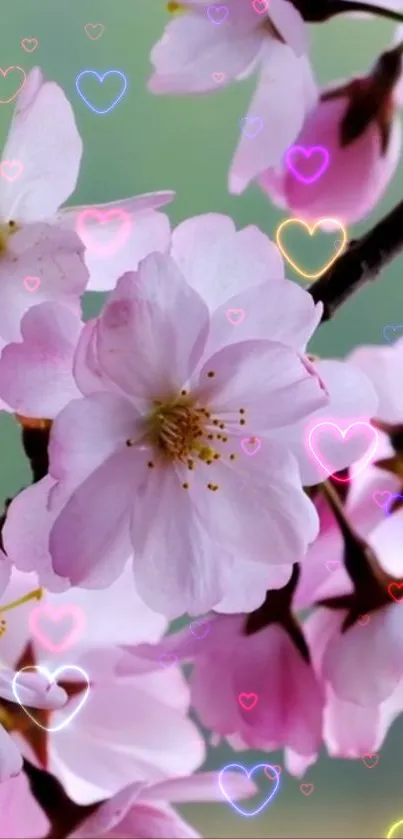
12 664 90 732
308 421 379 482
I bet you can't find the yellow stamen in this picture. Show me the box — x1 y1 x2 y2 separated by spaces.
0 588 43 615
167 1 186 12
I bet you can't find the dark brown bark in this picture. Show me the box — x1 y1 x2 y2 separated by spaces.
308 198 403 321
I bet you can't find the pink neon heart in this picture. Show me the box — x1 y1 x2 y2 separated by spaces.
300 783 314 796
238 692 258 711
225 308 245 325
28 604 86 653
189 619 211 639
308 421 379 482
84 23 105 40
0 66 26 103
212 72 226 83
285 145 330 185
252 0 269 12
76 208 131 256
326 559 340 573
241 436 261 456
21 38 39 53
23 276 40 292
362 753 379 769
357 614 370 627
372 490 392 509
0 160 23 182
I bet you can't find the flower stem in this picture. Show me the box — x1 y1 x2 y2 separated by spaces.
308 197 403 321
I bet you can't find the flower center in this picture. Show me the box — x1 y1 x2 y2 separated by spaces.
146 393 218 463
127 375 248 491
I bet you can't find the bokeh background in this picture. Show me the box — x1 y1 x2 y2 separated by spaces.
1 2 403 836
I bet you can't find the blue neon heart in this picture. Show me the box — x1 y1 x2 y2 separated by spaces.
75 70 128 115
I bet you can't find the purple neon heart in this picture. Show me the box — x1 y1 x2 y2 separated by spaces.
218 763 280 817
285 145 330 185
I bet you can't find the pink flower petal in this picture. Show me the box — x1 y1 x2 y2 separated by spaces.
0 302 82 417
60 200 173 292
130 465 232 617
96 254 209 407
0 68 82 222
49 450 137 588
0 772 49 836
170 214 284 311
0 224 88 344
207 278 322 356
148 13 262 94
229 41 308 193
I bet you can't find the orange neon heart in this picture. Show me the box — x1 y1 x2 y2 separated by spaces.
275 217 347 281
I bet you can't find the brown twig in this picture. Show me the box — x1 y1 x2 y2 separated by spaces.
308 198 403 322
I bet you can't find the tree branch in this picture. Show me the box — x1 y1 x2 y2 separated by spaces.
308 198 403 322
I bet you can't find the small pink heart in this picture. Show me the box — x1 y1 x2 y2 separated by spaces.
212 72 226 84
300 783 314 796
23 276 40 292
238 692 258 711
189 619 211 639
326 559 340 572
372 490 392 510
362 753 379 769
0 160 23 182
357 614 370 627
84 23 105 40
226 308 245 326
252 0 269 12
241 437 261 457
159 653 178 669
264 765 282 780
21 38 39 53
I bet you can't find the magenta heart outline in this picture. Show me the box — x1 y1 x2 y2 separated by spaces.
285 145 330 185
218 763 280 816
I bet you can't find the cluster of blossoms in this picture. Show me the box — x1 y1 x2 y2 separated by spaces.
1 0 403 833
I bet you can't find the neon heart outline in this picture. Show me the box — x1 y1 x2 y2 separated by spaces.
308 421 379 482
0 160 23 182
387 819 403 838
12 664 90 732
238 692 258 711
28 604 86 653
84 23 105 41
21 39 39 53
275 217 347 280
225 308 245 325
218 763 280 816
23 276 41 292
0 66 26 104
240 116 264 139
76 207 132 256
206 4 230 24
75 70 128 115
285 145 330 185
241 437 261 456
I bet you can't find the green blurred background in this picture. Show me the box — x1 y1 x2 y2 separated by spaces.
1 2 403 836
